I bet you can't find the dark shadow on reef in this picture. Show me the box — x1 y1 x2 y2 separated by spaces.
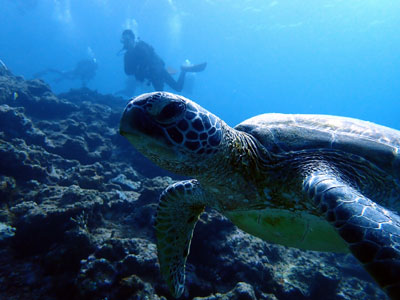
0 67 388 299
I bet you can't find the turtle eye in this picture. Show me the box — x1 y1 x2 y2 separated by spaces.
156 101 186 124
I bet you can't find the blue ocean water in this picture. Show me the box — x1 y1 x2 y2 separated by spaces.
1 0 399 129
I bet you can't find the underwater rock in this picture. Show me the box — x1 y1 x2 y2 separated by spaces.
0 222 15 242
111 174 141 191
76 238 165 299
0 104 47 146
192 282 263 300
59 87 126 108
0 141 48 183
116 274 167 300
0 73 77 119
117 243 159 280
0 176 16 225
78 257 117 293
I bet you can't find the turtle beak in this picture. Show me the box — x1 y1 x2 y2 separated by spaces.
120 105 161 137
119 107 133 137
119 101 172 153
119 100 180 165
119 105 143 138
119 103 143 139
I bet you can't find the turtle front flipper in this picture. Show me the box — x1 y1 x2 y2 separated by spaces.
303 173 400 299
155 179 206 298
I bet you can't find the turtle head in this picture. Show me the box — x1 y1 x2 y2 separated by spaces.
120 92 223 175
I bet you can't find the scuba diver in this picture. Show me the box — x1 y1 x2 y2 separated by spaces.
120 29 207 92
34 57 98 87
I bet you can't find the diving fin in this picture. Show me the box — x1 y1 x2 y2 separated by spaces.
181 62 207 73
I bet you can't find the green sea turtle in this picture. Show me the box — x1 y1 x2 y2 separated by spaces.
119 91 400 299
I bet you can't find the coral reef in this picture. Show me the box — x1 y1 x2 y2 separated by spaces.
0 70 387 299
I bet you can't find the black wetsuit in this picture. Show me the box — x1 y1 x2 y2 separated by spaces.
124 41 184 92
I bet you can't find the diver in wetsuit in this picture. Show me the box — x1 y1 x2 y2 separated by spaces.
121 29 206 92
34 58 98 87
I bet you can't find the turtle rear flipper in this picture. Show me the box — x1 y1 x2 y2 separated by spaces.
155 179 206 298
303 173 400 299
